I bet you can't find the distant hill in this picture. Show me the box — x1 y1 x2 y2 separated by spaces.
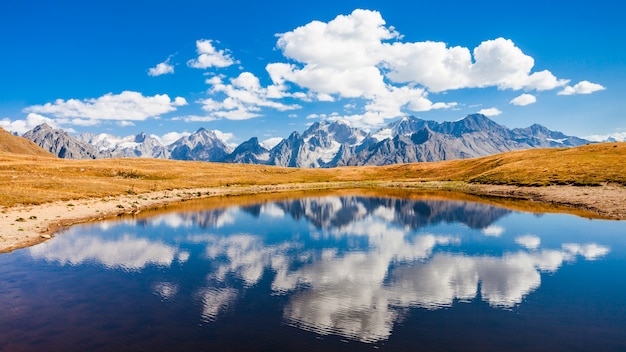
22 114 590 167
0 126 54 157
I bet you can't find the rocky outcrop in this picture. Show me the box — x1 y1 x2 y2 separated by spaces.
23 123 102 159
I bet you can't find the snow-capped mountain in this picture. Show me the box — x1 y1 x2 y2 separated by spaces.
341 114 589 166
22 114 590 167
77 132 170 158
268 120 369 167
222 137 270 164
168 127 233 161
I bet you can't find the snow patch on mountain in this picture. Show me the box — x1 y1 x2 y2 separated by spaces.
372 128 393 141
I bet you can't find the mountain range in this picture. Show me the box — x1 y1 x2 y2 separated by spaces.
19 114 589 167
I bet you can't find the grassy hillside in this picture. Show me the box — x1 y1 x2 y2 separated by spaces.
0 142 624 207
399 142 626 186
0 127 54 157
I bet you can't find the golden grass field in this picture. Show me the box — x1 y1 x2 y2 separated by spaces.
1 126 625 207
1 140 625 208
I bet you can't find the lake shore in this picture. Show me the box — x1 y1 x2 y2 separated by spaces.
1 182 625 253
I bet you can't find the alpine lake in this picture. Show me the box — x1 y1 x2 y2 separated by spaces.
2 190 625 351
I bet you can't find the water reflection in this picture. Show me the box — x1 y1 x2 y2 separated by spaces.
26 196 613 345
29 233 186 271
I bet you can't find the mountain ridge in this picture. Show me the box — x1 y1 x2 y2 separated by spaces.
21 114 590 167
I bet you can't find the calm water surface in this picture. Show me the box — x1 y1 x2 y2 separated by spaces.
1 196 625 351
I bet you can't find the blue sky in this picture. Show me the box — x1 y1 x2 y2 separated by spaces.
1 0 624 145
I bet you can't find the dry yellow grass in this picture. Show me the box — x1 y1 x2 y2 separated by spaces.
1 142 625 208
0 127 54 157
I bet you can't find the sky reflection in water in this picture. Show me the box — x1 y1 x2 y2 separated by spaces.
3 196 625 350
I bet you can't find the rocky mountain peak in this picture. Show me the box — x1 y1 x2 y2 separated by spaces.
22 114 590 167
134 132 147 143
23 123 101 159
168 127 231 161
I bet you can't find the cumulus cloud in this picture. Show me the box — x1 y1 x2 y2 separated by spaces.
0 113 59 134
156 131 190 145
183 9 600 129
148 57 175 76
386 38 569 92
558 80 606 95
272 10 572 96
24 91 187 125
584 131 626 142
263 10 581 128
117 121 135 127
261 137 283 149
212 129 237 147
510 93 537 106
187 39 237 69
200 72 301 120
478 107 502 117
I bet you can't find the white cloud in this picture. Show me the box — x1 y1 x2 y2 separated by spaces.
0 113 58 134
510 93 537 106
24 91 187 125
276 9 398 69
174 9 601 130
175 114 220 123
478 107 502 117
261 137 283 149
148 56 174 77
584 131 626 142
187 39 237 69
266 10 582 129
117 121 135 127
273 11 571 97
212 129 236 147
200 72 301 120
148 58 175 76
153 131 190 145
558 80 606 95
469 39 568 91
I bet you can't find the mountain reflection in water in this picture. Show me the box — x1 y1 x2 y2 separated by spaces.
20 196 619 348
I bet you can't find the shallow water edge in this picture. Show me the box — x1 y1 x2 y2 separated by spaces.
1 181 624 253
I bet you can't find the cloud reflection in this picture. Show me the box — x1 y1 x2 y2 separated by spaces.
563 243 610 260
282 245 607 342
482 225 505 237
196 288 238 322
153 282 179 300
29 196 614 344
29 234 179 271
185 198 612 343
515 234 541 250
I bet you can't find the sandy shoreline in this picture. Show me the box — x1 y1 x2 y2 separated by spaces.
1 182 625 253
